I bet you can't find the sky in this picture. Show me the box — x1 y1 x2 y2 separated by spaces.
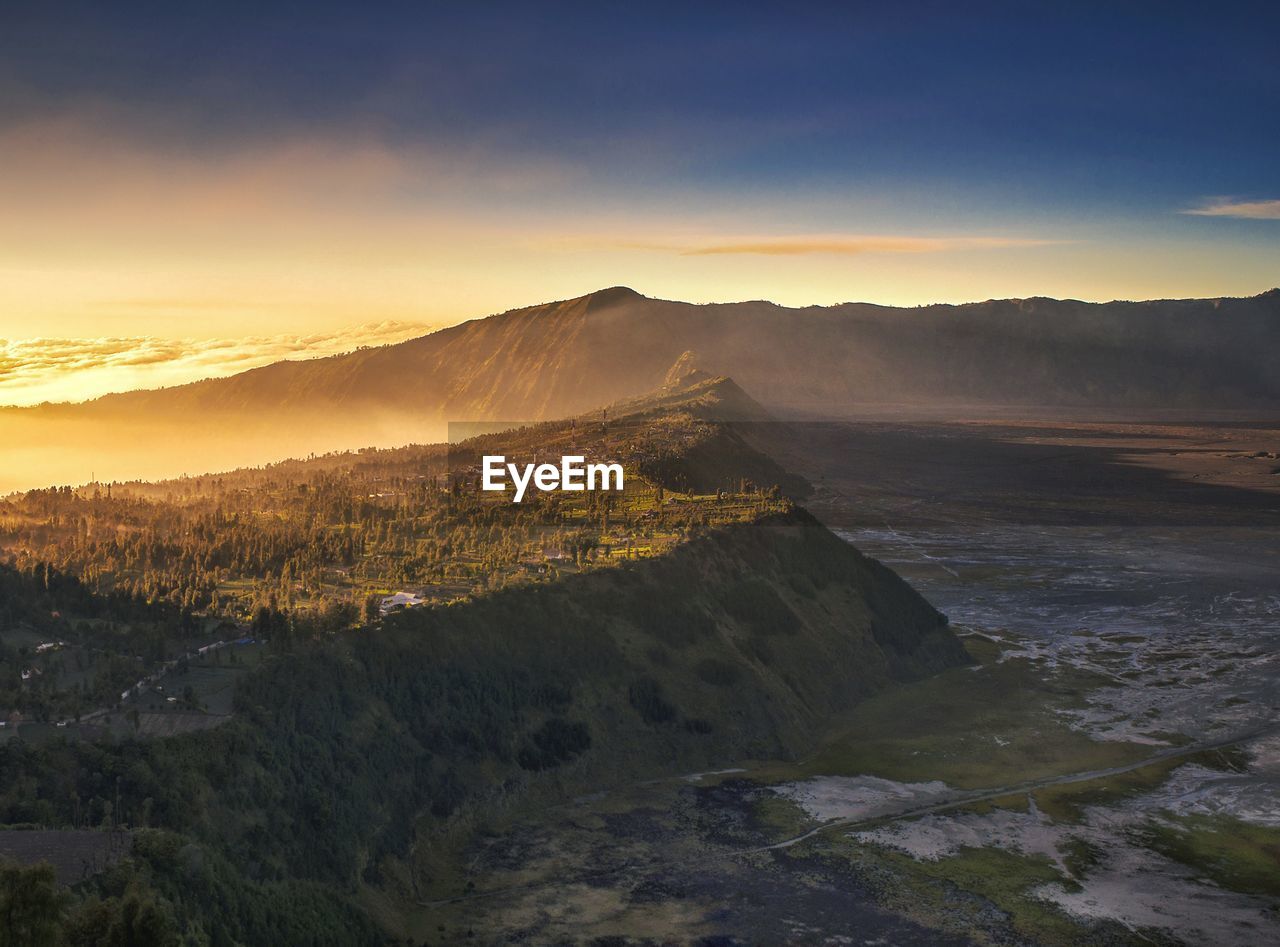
1 1 1278 403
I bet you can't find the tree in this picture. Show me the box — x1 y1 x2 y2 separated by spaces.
0 859 65 947
64 883 178 947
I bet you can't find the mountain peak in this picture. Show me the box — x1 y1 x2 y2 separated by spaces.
600 369 772 426
583 286 645 312
664 350 709 388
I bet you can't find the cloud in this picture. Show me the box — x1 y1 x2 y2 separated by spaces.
0 322 435 407
1182 198 1280 220
616 234 1060 257
0 114 586 252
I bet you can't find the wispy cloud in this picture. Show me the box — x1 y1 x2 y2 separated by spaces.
0 322 434 407
617 234 1060 257
1182 198 1280 220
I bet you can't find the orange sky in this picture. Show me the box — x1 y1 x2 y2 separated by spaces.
4 4 1280 411
2 120 1278 406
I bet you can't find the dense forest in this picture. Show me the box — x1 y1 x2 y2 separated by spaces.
0 377 967 943
0 379 795 726
0 506 964 944
1 377 793 625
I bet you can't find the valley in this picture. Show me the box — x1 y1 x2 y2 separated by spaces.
409 416 1280 944
0 376 969 943
5 5 1278 942
1 367 1276 944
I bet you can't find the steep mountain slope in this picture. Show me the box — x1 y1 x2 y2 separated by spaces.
0 504 969 942
6 287 1278 490
0 384 969 942
66 285 1280 421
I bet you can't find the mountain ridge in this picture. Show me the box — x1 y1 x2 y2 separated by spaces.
10 285 1280 417
10 281 1280 414
5 286 1279 490
0 386 969 941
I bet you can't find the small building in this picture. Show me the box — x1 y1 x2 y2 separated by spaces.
379 591 426 615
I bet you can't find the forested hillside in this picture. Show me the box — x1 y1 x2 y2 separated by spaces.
0 512 965 943
1 375 795 627
0 376 973 941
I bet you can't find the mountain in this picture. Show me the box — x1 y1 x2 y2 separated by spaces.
0 504 970 942
77 285 1280 415
0 375 969 941
6 287 1279 490
0 368 815 638
30 286 1280 421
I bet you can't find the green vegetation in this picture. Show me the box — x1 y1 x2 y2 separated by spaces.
1057 835 1104 888
0 859 64 946
893 846 1080 943
795 636 1145 789
1030 758 1186 823
0 503 965 941
0 506 962 936
0 384 973 941
0 378 794 636
748 793 815 842
0 384 798 729
0 561 190 725
1029 745 1249 823
2 451 783 628
798 832 1155 947
1136 814 1280 898
1 834 380 946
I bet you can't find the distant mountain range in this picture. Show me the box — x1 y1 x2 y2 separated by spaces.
5 286 1278 489
24 286 1280 421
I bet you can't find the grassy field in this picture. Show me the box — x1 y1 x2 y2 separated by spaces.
782 634 1149 790
1137 814 1280 899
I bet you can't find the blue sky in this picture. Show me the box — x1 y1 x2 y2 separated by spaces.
6 2 1276 200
